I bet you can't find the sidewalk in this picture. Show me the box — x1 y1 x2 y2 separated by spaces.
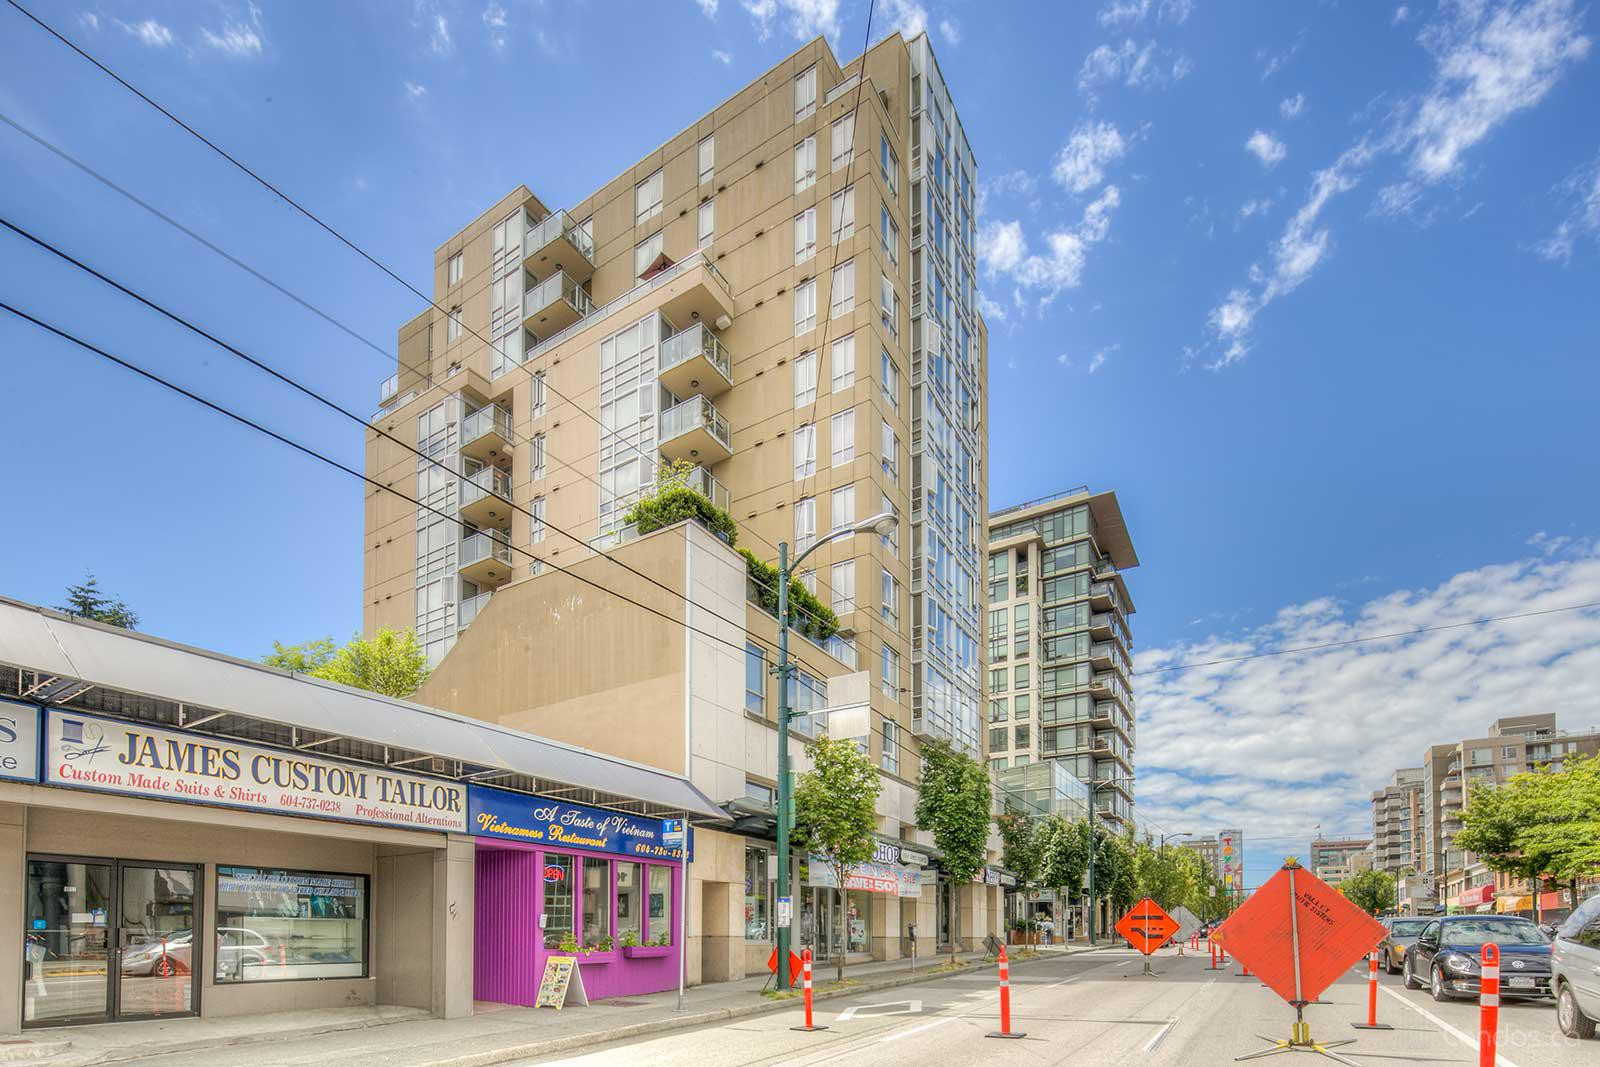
10 944 1101 1067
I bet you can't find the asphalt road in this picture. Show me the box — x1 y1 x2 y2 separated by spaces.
522 944 1595 1067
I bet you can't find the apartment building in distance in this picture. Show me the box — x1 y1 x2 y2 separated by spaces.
1370 767 1424 875
1310 838 1373 886
984 488 1139 827
361 32 996 990
1179 828 1244 897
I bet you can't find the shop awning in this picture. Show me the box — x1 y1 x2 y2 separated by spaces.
1458 884 1495 907
1496 895 1530 913
0 597 724 819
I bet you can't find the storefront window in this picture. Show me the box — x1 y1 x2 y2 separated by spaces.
647 865 674 946
617 862 643 945
542 854 575 949
846 890 872 954
215 866 367 983
582 858 612 951
745 846 771 941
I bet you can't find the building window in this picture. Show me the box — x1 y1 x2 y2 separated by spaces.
745 845 771 941
830 409 855 466
879 492 899 556
648 866 674 945
698 199 715 246
831 560 856 613
881 568 900 629
1015 724 1031 749
530 495 546 544
831 186 855 242
879 349 899 411
831 112 856 171
532 370 547 418
795 208 817 264
635 231 664 277
794 349 818 406
881 719 899 775
699 135 715 184
881 643 900 698
214 867 368 983
531 433 547 480
795 65 817 120
793 423 816 478
990 727 1008 752
1014 663 1030 690
447 306 462 343
831 483 855 530
880 272 899 338
880 203 900 269
830 259 855 318
795 497 816 551
880 419 899 483
990 697 1009 723
447 252 463 286
880 134 899 198
798 570 817 596
795 278 817 334
794 137 817 193
830 334 856 391
745 642 767 714
635 169 663 225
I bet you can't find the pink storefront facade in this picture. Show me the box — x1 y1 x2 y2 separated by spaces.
468 786 688 1003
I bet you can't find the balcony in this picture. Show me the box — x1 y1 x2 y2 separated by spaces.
1089 581 1115 610
459 465 513 529
458 531 513 587
523 210 595 285
682 463 730 512
659 395 732 464
457 590 493 630
1090 672 1133 709
657 323 733 399
1088 612 1116 639
460 405 515 466
522 270 593 335
1092 556 1117 579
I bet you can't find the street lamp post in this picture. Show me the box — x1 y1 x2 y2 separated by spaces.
1085 775 1136 945
775 511 898 990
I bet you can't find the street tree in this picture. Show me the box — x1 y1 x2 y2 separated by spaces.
264 629 430 698
1458 754 1600 907
1339 869 1397 916
794 734 882 980
1038 816 1088 927
57 573 139 629
915 738 992 958
996 804 1043 889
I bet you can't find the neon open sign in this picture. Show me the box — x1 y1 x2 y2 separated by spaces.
542 864 566 883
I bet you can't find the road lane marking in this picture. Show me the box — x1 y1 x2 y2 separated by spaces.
1142 1018 1177 1053
1379 986 1522 1067
835 1000 920 1022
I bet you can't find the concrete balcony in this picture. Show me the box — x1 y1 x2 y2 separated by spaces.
522 269 593 335
458 531 513 587
459 404 514 466
523 210 595 285
658 323 733 399
1088 612 1116 639
459 465 513 530
659 395 732 465
1089 581 1115 610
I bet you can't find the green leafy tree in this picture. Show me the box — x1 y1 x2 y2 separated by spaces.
264 629 429 698
996 805 1043 888
915 738 992 957
794 734 882 980
1098 830 1138 917
57 573 139 629
1038 816 1088 916
1339 869 1397 915
1458 754 1600 903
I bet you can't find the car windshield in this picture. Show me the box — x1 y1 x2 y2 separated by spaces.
1440 920 1547 946
1389 920 1430 936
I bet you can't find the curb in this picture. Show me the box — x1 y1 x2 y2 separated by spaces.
417 947 1103 1067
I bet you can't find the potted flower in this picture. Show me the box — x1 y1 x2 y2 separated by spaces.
620 930 641 949
622 929 674 959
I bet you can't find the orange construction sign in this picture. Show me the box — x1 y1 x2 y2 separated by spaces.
1114 897 1180 955
1221 861 1386 1006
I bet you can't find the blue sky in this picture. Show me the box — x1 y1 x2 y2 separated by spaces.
2 0 1598 885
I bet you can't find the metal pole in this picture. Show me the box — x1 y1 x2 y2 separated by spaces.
775 541 793 991
1087 785 1097 945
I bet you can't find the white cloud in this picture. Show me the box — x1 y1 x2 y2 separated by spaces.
939 18 961 45
404 81 428 99
1238 196 1275 220
1056 351 1072 366
1136 539 1600 849
1245 130 1287 168
428 13 452 55
695 0 719 16
79 12 100 30
980 186 1123 303
977 219 1027 275
200 4 265 58
1280 93 1306 119
977 290 1008 323
482 3 509 49
1052 120 1130 194
1160 0 1194 23
1088 343 1118 372
712 48 734 64
1097 0 1150 26
119 18 173 47
740 0 840 43
1078 38 1192 99
882 0 927 38
1536 152 1600 263
1393 5 1411 24
1257 30 1305 80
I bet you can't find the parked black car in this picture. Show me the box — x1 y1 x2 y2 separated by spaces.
1403 915 1553 1002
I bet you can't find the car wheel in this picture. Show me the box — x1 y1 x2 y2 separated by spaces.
1402 956 1419 990
1557 983 1597 1040
154 957 176 978
1430 966 1450 1002
1386 952 1400 975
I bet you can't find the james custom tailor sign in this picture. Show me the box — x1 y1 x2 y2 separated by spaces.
44 710 467 832
0 699 42 783
468 785 692 860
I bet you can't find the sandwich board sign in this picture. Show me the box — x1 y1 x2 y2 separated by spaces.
535 955 590 1010
1114 897 1180 955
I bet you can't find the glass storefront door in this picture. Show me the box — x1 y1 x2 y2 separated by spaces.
23 857 199 1026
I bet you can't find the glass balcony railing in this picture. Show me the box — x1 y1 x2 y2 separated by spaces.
523 210 595 268
460 465 512 506
379 373 399 404
659 323 732 385
660 395 732 452
461 405 514 446
682 464 730 512
523 270 594 322
457 590 493 630
460 531 512 570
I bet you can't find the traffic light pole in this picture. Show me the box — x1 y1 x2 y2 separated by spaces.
775 541 794 991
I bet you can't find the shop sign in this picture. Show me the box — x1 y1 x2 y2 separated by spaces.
899 847 929 867
984 867 1001 886
43 710 466 832
0 699 41 783
871 840 900 865
1000 873 1017 887
468 785 691 860
807 853 921 897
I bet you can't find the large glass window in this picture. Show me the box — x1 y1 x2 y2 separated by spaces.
745 642 767 715
542 854 575 949
215 866 367 983
617 862 644 946
648 865 674 945
745 846 771 941
582 858 612 951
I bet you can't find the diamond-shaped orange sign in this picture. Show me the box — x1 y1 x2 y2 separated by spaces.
1222 862 1386 1006
1114 897 1180 955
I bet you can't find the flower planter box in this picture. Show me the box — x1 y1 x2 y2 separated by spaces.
621 944 674 959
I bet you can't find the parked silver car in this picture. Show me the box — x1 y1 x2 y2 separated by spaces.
1552 892 1600 1040
1379 916 1432 974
